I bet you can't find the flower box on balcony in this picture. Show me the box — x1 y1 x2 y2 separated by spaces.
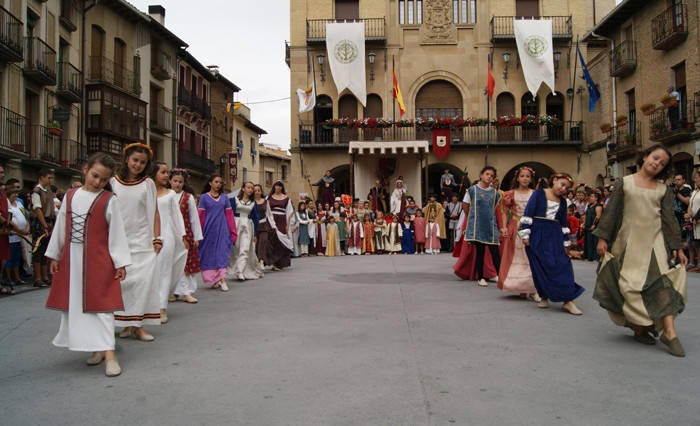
615 115 628 126
661 95 677 108
640 103 656 116
48 126 63 136
600 123 612 133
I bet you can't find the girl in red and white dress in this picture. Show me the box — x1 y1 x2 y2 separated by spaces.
425 214 441 254
111 143 161 342
413 209 426 254
347 214 363 255
46 153 131 377
170 169 203 304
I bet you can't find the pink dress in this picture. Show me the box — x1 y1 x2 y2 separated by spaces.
425 222 440 250
413 217 426 243
497 190 537 293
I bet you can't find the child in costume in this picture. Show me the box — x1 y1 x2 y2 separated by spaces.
170 169 203 304
400 214 415 254
46 153 131 377
425 214 441 254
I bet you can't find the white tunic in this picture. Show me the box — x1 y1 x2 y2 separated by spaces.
156 190 187 308
47 189 131 351
110 177 160 327
227 198 264 280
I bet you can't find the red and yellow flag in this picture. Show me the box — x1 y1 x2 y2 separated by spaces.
392 69 406 116
487 60 495 100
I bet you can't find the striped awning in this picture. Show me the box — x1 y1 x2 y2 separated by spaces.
348 140 429 155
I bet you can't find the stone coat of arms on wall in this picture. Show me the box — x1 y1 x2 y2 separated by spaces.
420 0 457 45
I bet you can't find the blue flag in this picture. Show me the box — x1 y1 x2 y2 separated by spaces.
577 46 600 112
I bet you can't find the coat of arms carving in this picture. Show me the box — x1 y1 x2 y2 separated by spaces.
420 0 457 45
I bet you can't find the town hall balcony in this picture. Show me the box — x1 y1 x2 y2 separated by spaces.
490 16 572 44
306 18 385 43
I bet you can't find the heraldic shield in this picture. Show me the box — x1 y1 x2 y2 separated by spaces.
431 128 451 159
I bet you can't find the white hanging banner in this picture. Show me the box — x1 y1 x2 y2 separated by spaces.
325 22 366 107
514 19 555 97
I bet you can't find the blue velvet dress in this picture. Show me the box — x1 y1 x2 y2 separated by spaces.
464 184 501 244
520 189 584 302
400 222 415 254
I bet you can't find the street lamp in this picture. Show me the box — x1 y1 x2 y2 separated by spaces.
317 54 325 83
368 51 376 83
502 51 511 82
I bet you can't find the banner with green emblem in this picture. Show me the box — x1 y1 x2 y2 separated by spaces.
325 22 367 107
514 19 555 97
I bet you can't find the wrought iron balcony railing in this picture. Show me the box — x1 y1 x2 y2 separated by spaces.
59 0 78 32
652 3 688 51
0 6 23 62
64 138 86 169
610 40 636 78
151 50 171 80
28 124 62 164
0 106 26 153
649 103 696 144
607 121 642 161
178 149 215 175
299 121 583 147
57 61 82 103
306 18 386 42
24 37 57 85
88 55 140 96
150 103 172 134
491 16 572 43
177 85 211 119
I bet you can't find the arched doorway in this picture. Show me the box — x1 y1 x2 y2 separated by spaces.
314 95 333 144
496 92 516 141
339 94 358 143
521 93 539 141
312 164 350 205
500 161 554 191
546 92 565 140
415 80 463 140
422 163 468 203
672 151 693 181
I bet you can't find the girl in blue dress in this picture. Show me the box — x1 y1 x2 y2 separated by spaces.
400 214 415 254
520 173 584 315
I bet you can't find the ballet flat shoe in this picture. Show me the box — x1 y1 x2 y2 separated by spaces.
561 301 583 316
118 328 133 339
633 331 656 345
537 299 549 309
183 295 198 304
86 352 105 366
105 359 122 377
133 330 155 342
660 334 686 357
477 279 488 287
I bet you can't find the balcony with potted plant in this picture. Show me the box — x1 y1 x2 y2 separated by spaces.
640 103 656 116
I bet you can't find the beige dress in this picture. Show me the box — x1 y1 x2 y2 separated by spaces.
597 175 687 329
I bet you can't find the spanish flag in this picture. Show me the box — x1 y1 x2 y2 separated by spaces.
392 69 406 117
226 102 243 112
487 59 495 100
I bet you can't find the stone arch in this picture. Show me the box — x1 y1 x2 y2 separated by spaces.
363 94 383 117
421 162 468 202
406 70 469 111
313 95 333 144
500 161 555 191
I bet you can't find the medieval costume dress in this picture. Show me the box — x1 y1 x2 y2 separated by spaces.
385 220 402 253
423 201 446 244
593 175 686 332
347 219 363 255
314 211 327 255
325 222 340 256
390 182 407 218
228 197 263 280
400 221 415 254
425 220 441 254
173 191 203 298
46 188 131 352
362 220 375 254
453 185 501 280
198 193 237 286
111 177 161 327
267 195 294 268
373 217 387 252
520 188 584 303
156 189 187 310
498 189 538 294
583 201 602 261
296 210 311 255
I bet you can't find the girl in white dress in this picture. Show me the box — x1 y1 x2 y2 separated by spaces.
152 162 188 324
227 181 264 281
170 169 203 303
45 153 131 377
111 143 162 342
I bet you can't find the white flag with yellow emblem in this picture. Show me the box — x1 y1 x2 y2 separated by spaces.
514 19 555 97
325 22 366 107
296 80 316 114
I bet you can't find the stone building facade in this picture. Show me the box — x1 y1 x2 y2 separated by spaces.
288 0 617 202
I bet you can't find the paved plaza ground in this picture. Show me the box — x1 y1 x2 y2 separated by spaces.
0 254 698 426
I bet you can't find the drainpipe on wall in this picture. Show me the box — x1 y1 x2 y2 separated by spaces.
591 31 617 150
172 55 179 167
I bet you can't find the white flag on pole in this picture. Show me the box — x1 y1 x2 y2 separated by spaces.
514 19 555 97
325 22 366 107
296 80 316 113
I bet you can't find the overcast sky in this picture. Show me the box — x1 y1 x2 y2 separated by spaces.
127 0 291 149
